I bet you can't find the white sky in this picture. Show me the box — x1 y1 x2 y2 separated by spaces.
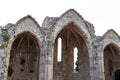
0 0 120 36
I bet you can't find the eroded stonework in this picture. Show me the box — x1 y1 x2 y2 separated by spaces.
0 9 120 80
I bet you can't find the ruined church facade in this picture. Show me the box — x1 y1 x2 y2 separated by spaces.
0 9 120 80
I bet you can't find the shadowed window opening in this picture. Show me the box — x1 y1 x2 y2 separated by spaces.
104 44 120 80
115 70 120 80
53 22 90 80
108 60 113 76
7 32 40 80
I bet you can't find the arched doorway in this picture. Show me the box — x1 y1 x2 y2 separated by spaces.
7 32 40 80
115 70 120 80
53 22 90 80
104 44 120 80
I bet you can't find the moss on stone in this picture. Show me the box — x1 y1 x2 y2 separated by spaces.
3 34 11 42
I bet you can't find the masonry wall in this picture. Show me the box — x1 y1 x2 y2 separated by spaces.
0 9 120 80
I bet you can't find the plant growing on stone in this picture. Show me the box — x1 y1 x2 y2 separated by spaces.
0 34 11 49
46 31 51 36
93 45 97 48
3 34 11 42
1 56 5 61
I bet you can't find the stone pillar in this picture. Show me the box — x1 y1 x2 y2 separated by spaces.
91 41 105 80
2 47 11 80
39 35 53 80
98 52 105 80
89 46 96 80
0 49 5 80
39 36 46 80
97 46 105 80
45 36 53 80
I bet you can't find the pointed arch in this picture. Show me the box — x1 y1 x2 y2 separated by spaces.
103 29 120 40
16 15 41 31
57 37 62 62
14 15 43 39
53 22 90 80
104 43 120 80
53 9 93 42
99 30 120 80
7 31 40 80
115 70 120 80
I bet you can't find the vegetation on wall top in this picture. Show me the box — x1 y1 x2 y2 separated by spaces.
3 34 11 42
0 34 11 49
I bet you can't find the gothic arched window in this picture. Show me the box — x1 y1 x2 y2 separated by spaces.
57 37 62 62
74 47 78 72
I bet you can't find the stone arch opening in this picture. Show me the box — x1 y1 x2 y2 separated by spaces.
115 70 120 80
7 31 40 80
104 43 120 80
53 22 90 80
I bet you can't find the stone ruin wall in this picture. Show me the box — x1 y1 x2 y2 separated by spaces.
0 9 119 80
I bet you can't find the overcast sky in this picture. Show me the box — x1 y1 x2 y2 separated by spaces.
0 0 120 36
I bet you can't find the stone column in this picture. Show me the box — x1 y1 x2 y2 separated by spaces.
97 46 105 80
3 47 11 80
99 52 105 80
0 49 5 80
39 35 53 80
91 41 105 80
39 36 47 80
45 36 53 80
